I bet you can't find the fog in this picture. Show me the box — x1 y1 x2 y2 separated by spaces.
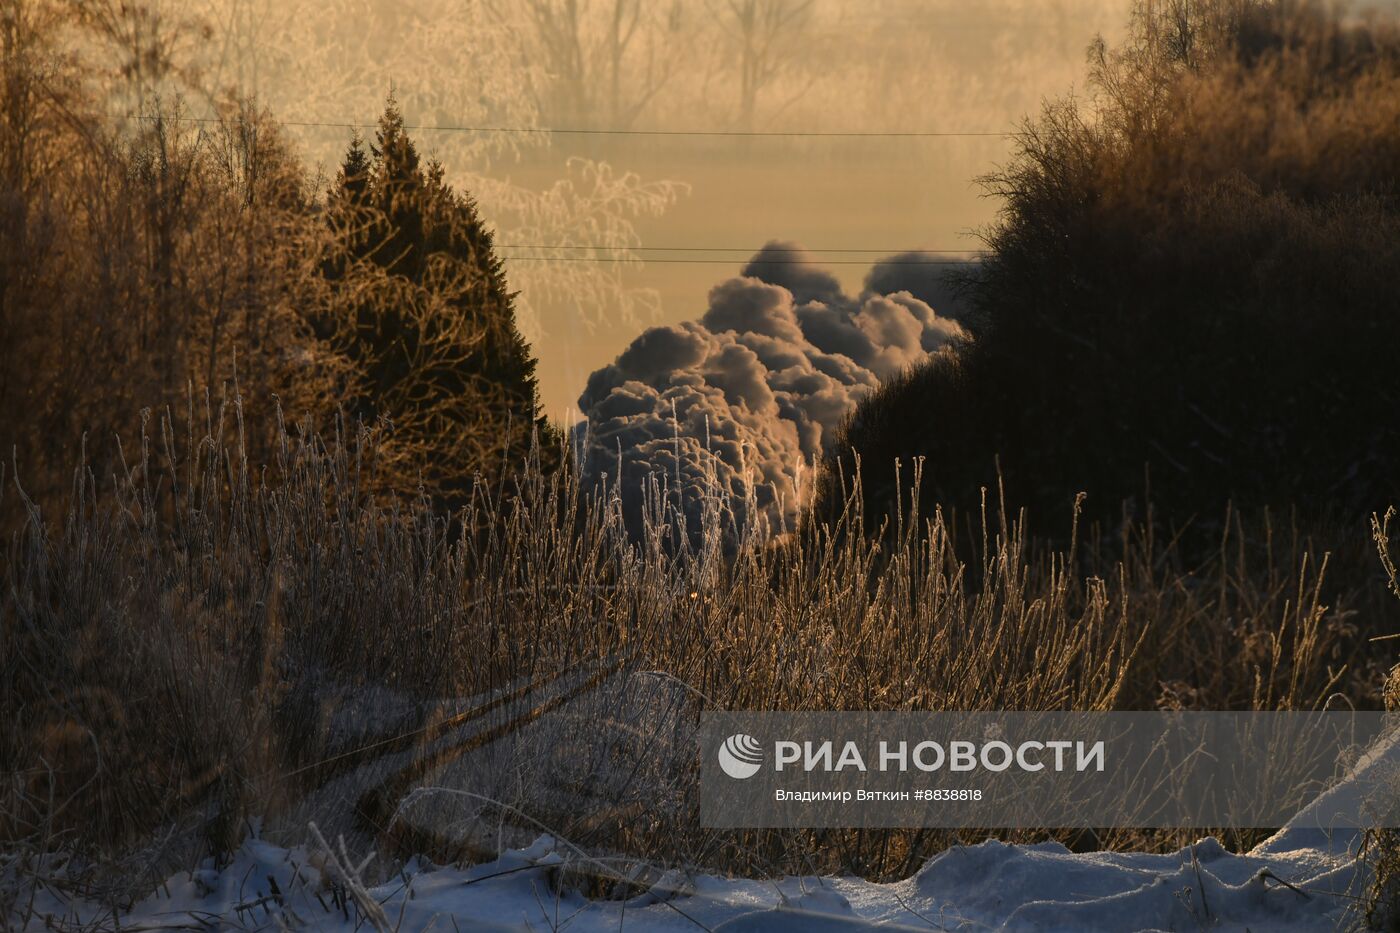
179 0 1128 418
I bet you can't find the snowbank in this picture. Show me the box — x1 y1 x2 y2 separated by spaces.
12 676 1395 930
10 821 1372 931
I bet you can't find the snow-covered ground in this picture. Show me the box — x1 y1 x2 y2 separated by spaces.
10 668 1394 931
9 822 1371 931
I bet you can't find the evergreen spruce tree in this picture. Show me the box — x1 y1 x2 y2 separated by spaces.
324 132 372 268
320 95 559 510
365 100 424 278
335 132 371 209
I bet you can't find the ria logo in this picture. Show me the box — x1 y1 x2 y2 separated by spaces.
718 733 764 779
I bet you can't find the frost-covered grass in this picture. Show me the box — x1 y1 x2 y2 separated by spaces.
1 402 1395 917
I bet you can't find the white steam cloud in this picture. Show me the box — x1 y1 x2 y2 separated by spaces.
577 242 974 539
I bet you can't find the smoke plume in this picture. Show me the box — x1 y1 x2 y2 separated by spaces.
577 242 972 539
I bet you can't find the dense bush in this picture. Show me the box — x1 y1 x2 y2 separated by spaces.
0 4 554 529
817 0 1400 536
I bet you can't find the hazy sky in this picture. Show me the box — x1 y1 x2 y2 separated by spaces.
507 134 1004 423
197 0 1129 420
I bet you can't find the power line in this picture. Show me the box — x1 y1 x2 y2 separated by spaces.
500 256 979 265
281 118 1010 138
495 244 989 253
155 114 1013 139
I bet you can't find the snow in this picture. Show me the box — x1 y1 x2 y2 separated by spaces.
9 811 1375 931
11 673 1394 930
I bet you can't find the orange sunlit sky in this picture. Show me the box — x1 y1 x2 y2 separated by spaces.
195 0 1132 421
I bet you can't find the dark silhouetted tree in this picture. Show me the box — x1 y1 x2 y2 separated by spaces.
816 0 1400 541
321 96 559 509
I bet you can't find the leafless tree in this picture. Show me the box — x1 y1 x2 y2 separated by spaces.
495 0 684 129
711 0 814 130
